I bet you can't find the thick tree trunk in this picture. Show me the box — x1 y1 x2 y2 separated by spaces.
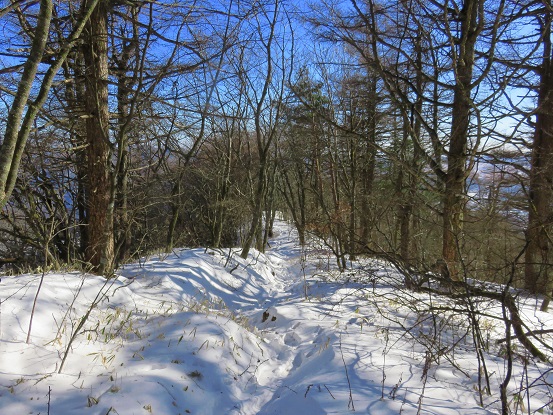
525 4 553 311
82 0 114 275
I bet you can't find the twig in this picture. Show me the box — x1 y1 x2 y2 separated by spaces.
26 270 46 344
58 276 119 373
47 386 51 415
339 334 355 411
496 328 553 344
417 351 431 415
380 327 389 400
324 384 336 399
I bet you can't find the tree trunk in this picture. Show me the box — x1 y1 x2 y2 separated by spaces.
239 2 283 259
114 33 138 264
442 0 481 280
262 161 277 250
166 174 182 252
0 0 52 209
62 55 89 259
82 0 114 275
0 0 100 210
213 135 233 248
525 3 553 311
115 145 131 263
399 34 423 266
241 160 267 258
360 75 377 249
279 160 307 246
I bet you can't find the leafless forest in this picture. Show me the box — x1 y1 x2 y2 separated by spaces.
0 0 552 312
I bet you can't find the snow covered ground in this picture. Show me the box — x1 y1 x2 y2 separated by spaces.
1 219 552 414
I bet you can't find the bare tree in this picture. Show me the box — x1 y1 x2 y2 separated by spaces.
239 0 292 259
306 0 513 279
525 0 553 311
0 0 100 209
80 0 114 275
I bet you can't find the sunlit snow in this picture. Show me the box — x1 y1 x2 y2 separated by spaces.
1 219 552 414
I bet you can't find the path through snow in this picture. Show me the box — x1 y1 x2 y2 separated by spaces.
1 219 552 414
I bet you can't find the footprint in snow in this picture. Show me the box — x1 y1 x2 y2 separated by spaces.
292 352 303 369
283 331 301 347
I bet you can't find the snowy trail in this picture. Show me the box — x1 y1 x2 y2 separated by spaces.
1 219 552 414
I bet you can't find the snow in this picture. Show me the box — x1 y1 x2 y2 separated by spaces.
1 219 552 414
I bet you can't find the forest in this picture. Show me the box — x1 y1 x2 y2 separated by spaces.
0 0 552 308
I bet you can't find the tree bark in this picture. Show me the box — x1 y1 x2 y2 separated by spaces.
525 2 553 311
82 0 114 275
